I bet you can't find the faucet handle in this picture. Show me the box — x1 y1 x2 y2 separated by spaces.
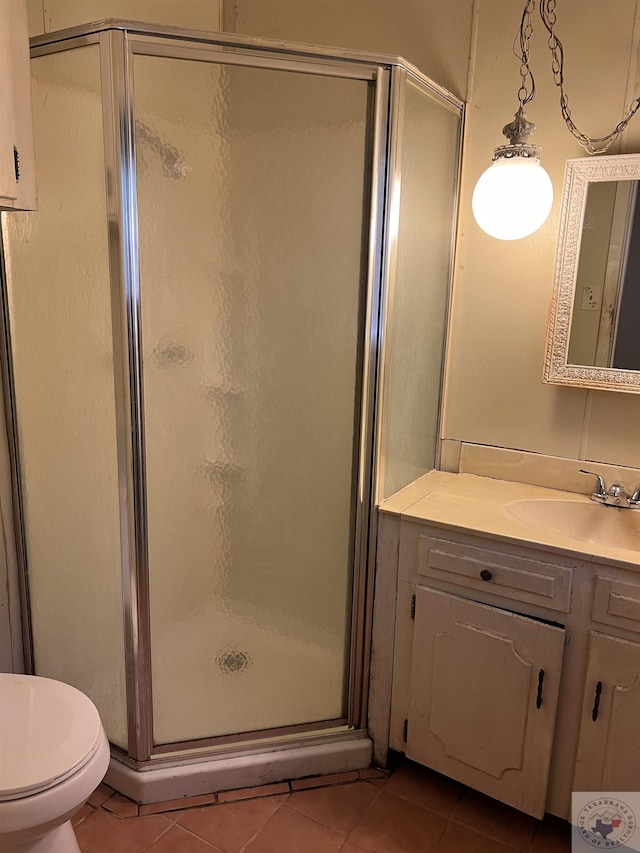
631 484 640 504
579 469 607 498
608 483 628 504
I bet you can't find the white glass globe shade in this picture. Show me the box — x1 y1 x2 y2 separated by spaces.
472 156 553 240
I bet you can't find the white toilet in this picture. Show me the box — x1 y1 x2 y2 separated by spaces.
0 674 111 853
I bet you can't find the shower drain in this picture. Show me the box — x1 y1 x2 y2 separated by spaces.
216 647 252 674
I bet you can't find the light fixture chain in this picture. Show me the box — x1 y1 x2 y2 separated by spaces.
516 0 537 107
540 0 640 154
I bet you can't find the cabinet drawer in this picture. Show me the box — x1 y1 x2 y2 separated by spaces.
592 575 640 632
418 536 572 612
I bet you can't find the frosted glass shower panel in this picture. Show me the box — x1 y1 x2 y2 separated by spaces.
2 47 128 748
380 79 461 499
133 55 370 743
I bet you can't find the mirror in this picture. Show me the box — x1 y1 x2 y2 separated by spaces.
544 153 640 392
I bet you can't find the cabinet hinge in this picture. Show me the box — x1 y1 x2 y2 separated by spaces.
403 718 408 742
410 593 416 620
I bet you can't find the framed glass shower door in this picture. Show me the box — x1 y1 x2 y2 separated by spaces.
131 49 374 745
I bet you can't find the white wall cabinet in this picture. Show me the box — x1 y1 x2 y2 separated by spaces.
0 0 37 210
385 517 640 820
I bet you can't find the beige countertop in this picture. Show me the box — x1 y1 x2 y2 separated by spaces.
380 471 640 571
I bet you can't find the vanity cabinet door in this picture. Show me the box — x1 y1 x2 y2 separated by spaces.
406 587 566 818
573 631 640 793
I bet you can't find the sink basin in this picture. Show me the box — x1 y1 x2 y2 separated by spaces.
506 499 640 552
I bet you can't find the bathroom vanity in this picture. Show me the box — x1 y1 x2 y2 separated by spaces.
378 471 640 820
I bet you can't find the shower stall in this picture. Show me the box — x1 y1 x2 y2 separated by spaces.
1 21 462 800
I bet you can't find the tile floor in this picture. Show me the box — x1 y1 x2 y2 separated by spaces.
74 759 571 853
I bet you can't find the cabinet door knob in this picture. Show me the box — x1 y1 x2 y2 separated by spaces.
480 569 492 581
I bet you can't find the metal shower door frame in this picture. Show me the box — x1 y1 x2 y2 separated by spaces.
366 66 466 764
98 25 391 763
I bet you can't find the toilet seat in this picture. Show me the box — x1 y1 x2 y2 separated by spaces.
0 674 104 801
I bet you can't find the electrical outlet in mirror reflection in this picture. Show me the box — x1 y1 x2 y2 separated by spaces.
581 284 602 311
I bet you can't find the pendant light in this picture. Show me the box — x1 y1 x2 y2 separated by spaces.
472 108 553 241
472 0 640 241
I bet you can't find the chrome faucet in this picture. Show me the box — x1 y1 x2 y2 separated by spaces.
580 469 640 509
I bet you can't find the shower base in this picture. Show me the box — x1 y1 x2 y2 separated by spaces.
105 732 372 804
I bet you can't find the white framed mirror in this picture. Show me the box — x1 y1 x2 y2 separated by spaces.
544 153 640 393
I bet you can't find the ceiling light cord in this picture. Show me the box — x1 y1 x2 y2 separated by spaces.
538 0 640 153
515 0 536 109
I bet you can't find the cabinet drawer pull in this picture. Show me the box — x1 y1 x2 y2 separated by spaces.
592 681 603 722
13 146 20 182
536 668 544 709
480 569 493 581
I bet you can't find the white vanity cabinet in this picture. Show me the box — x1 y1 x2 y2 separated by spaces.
382 502 640 821
573 632 640 792
573 575 640 793
0 0 37 210
406 586 565 817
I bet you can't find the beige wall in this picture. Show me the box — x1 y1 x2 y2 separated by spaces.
25 0 221 36
444 0 640 469
225 0 473 102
